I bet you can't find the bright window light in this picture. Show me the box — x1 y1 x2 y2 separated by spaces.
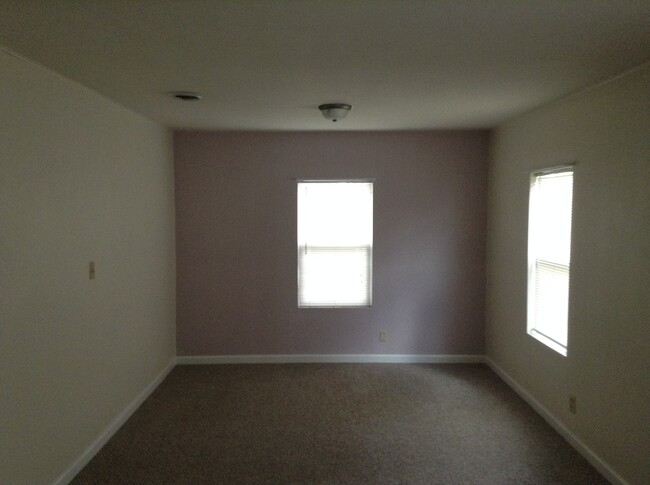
527 167 574 356
297 181 373 308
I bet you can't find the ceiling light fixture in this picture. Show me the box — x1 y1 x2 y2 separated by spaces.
318 103 351 122
170 91 202 101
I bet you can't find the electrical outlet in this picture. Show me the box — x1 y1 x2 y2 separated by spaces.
379 331 387 342
569 395 577 414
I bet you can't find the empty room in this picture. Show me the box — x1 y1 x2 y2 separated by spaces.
1 1 648 484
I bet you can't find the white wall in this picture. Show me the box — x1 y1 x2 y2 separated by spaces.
0 49 176 484
487 63 650 484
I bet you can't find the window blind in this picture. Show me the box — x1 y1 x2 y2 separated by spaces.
297 181 373 307
527 168 573 355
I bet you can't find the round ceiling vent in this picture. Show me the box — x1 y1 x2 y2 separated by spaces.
170 91 202 101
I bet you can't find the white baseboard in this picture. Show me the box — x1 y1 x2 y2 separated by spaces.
177 354 486 364
54 357 177 485
485 358 627 485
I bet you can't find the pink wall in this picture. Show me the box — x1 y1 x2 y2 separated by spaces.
174 131 488 355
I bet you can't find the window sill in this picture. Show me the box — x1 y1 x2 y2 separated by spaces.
528 329 567 357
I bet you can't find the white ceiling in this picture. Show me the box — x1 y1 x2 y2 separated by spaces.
1 1 649 130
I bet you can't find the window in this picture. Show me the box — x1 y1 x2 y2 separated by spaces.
527 167 574 356
297 180 373 307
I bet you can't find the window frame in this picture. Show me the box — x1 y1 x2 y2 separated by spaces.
526 165 574 356
297 179 374 309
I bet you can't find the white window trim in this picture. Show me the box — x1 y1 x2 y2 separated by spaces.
527 165 574 357
297 179 374 308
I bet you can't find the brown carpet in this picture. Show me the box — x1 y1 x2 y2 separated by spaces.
72 364 607 484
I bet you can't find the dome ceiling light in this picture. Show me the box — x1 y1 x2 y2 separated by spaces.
318 103 351 122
